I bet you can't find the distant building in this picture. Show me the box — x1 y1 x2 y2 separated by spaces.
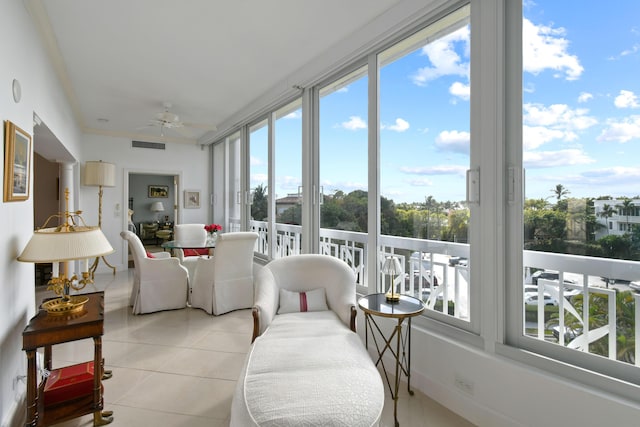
276 193 302 216
593 199 640 239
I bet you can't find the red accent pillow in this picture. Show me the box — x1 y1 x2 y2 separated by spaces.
43 361 95 406
183 248 209 257
146 251 155 258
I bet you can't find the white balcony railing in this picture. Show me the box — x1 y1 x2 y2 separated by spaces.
246 220 639 366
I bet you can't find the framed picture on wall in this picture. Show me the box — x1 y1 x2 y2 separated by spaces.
4 120 32 202
148 185 169 198
184 190 200 209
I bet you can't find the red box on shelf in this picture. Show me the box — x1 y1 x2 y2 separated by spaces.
43 361 95 406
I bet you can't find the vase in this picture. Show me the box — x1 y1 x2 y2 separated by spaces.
206 232 217 245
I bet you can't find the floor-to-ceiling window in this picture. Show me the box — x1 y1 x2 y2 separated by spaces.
508 0 640 385
378 5 471 321
249 119 269 255
318 66 369 285
274 99 302 258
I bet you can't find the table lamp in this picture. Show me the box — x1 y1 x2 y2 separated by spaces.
83 160 116 277
150 201 165 222
382 256 402 302
18 189 114 316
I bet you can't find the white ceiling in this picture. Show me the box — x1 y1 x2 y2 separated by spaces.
28 0 408 146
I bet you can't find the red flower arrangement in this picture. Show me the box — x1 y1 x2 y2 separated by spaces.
204 224 222 233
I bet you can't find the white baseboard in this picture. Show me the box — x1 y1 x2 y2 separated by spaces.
1 391 26 427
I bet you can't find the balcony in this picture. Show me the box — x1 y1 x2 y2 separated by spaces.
249 220 640 368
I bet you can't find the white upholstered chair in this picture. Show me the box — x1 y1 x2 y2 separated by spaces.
190 232 259 315
120 230 188 314
172 223 208 282
252 254 357 341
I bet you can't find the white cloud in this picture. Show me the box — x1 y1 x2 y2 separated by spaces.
523 149 594 168
406 177 434 187
577 92 593 103
524 103 597 130
321 180 366 193
277 175 301 191
251 173 268 183
614 90 639 108
412 26 470 86
523 125 577 150
250 155 263 166
610 44 640 60
341 116 367 130
597 115 640 143
449 82 470 100
283 111 301 119
399 165 467 176
435 130 470 155
523 18 583 80
382 118 410 132
577 166 640 184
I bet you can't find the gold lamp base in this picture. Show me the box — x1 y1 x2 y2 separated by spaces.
385 291 400 302
42 295 89 316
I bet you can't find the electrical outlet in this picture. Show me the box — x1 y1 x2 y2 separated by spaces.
454 374 474 395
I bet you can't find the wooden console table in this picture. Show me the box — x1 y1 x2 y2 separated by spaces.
22 292 113 426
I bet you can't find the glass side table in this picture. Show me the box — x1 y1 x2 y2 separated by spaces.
358 293 425 427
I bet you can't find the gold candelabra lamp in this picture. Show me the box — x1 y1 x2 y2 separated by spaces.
18 188 114 316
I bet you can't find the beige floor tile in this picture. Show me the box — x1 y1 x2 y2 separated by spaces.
51 403 228 427
160 347 246 380
102 340 179 372
191 330 252 354
114 371 236 420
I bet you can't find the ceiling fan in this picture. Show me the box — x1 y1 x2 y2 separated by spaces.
146 101 216 137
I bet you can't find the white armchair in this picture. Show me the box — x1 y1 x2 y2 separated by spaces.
120 231 188 314
172 223 208 282
252 254 357 341
191 232 258 315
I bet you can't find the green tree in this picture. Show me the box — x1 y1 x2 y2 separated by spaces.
547 290 636 365
525 198 548 210
598 234 632 259
524 208 567 252
616 198 635 231
442 209 469 243
598 203 617 235
551 184 570 201
251 184 268 221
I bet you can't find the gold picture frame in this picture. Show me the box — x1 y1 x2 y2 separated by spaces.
148 185 169 198
4 120 32 202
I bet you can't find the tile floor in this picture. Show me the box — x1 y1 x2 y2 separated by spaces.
36 269 474 427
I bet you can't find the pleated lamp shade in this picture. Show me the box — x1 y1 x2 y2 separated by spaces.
84 161 115 187
17 226 114 263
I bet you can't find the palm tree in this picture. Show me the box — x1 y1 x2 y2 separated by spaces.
551 184 570 201
598 203 617 235
615 198 635 233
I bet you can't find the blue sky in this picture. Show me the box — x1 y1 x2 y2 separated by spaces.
252 1 640 205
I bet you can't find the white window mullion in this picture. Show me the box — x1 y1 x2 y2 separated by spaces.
301 87 319 254
267 112 276 258
366 53 380 295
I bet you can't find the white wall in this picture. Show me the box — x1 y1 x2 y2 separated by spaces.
0 1 84 425
353 308 640 427
79 134 209 272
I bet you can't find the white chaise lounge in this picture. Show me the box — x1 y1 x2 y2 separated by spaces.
230 254 384 427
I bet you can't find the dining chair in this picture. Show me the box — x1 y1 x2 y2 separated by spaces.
172 223 207 282
120 231 188 314
190 232 259 315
